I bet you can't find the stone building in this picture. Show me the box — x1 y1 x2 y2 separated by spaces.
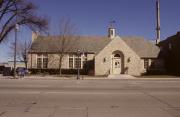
28 27 160 76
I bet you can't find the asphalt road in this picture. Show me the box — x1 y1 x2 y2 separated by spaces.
0 78 180 117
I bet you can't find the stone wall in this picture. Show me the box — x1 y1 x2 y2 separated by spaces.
27 54 37 68
95 36 143 76
48 54 69 69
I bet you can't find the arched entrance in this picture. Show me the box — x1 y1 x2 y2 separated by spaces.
111 51 124 75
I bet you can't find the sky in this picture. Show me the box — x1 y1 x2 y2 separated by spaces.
0 0 180 62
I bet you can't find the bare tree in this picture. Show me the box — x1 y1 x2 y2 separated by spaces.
0 0 48 43
9 40 31 69
50 18 78 76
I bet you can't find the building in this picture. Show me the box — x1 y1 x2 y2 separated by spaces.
27 27 161 76
158 32 180 75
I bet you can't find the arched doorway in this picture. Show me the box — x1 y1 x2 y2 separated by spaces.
111 51 124 75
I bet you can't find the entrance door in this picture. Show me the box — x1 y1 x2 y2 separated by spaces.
111 51 124 75
112 57 121 74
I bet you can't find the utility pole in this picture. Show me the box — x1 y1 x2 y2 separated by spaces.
156 0 161 44
13 24 19 78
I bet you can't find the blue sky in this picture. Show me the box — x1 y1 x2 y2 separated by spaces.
0 0 180 62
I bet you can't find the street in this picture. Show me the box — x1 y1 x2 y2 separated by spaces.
0 78 180 117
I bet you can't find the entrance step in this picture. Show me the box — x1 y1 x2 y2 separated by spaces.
108 74 136 79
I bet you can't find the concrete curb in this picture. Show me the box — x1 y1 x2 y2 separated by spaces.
0 75 180 80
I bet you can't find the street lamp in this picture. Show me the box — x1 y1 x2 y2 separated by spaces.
13 23 19 79
77 50 81 80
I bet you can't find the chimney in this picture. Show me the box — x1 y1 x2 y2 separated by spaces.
32 31 40 42
108 21 116 39
156 0 161 44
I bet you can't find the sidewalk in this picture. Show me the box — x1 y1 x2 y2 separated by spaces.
0 74 180 80
0 74 134 80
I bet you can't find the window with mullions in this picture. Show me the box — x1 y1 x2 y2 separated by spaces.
144 59 149 69
69 54 84 69
43 58 48 68
75 58 81 69
69 55 73 69
37 54 48 69
37 58 42 68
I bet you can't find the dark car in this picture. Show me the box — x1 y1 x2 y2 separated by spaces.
16 67 28 77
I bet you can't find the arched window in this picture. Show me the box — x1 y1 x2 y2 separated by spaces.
114 54 120 58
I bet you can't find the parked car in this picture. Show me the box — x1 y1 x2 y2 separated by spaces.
16 67 29 77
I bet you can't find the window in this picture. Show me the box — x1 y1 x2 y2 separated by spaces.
75 58 81 69
168 43 172 50
144 59 149 69
37 54 48 69
43 58 48 68
37 58 42 68
151 59 156 68
114 54 120 58
68 54 85 69
110 30 114 36
69 55 73 69
115 61 120 68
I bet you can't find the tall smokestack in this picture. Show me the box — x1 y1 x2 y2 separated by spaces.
156 0 161 44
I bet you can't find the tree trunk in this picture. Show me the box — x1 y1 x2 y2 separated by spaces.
59 56 63 76
25 61 27 69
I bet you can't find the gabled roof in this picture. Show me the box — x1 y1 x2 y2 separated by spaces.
29 35 160 58
122 37 160 58
30 36 111 54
